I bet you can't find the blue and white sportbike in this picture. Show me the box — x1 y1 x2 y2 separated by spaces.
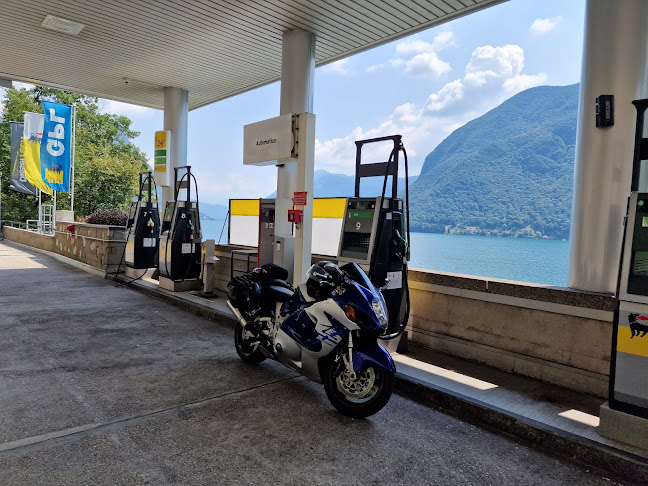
226 261 395 418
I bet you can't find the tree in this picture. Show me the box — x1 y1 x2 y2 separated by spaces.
0 85 149 222
0 88 42 223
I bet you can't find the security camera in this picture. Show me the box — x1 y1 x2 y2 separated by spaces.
123 78 131 85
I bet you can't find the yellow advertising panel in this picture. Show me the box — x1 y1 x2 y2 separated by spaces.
313 198 346 219
617 326 648 358
231 199 260 216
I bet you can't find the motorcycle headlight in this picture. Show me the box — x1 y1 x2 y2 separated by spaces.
372 299 388 330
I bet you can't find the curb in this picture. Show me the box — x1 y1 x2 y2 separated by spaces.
395 374 648 486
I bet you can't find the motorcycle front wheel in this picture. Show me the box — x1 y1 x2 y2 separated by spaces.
234 321 266 365
322 356 394 418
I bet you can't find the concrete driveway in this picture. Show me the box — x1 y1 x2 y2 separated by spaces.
0 241 622 485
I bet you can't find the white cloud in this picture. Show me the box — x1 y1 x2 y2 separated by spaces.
424 80 464 113
404 52 451 79
396 31 455 54
464 45 524 86
366 58 404 73
367 31 454 79
317 43 546 175
195 165 277 202
530 16 562 35
502 72 547 95
100 99 155 117
12 81 34 90
322 58 351 75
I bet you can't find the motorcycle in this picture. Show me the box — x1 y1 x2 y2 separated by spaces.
226 261 396 418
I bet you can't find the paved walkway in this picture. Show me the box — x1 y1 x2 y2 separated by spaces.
0 241 635 485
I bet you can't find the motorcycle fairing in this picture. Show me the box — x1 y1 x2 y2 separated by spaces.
352 342 396 373
275 296 360 382
280 298 355 352
334 281 384 333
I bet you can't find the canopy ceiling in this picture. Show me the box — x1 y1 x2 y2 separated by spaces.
0 0 506 110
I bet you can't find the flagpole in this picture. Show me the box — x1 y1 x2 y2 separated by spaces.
70 104 76 214
38 188 41 233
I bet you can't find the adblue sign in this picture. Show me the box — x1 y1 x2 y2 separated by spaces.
40 100 72 192
243 113 296 166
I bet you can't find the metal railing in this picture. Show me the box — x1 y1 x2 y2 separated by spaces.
3 220 51 233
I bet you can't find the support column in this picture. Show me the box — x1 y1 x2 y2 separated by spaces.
276 30 315 282
162 87 189 208
568 0 648 293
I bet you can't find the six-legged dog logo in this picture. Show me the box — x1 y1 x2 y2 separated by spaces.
628 313 648 338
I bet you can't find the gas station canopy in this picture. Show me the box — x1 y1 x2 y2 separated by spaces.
0 0 505 110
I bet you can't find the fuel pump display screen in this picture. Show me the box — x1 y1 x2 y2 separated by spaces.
625 195 648 296
163 202 174 222
633 252 648 276
339 199 377 260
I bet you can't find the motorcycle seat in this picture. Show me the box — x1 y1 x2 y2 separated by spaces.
266 285 294 302
266 278 294 291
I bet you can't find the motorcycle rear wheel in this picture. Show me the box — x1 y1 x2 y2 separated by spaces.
234 321 266 365
322 357 394 418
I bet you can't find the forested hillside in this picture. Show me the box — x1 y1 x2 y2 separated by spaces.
410 84 579 239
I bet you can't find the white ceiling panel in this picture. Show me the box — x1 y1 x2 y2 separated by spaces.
0 0 506 110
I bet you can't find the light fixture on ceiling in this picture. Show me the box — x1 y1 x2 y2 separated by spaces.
41 14 85 35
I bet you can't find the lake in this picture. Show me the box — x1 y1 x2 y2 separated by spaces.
200 219 570 287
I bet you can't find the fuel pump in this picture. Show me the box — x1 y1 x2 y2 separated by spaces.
609 99 648 420
337 135 410 339
124 171 160 277
159 165 202 285
258 198 276 266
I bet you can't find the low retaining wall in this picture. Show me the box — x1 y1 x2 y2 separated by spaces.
407 270 614 397
3 226 57 253
4 223 126 276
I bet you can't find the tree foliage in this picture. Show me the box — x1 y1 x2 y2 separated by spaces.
0 85 148 223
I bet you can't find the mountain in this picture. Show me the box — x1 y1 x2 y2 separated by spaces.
199 202 229 221
410 84 579 239
266 170 418 198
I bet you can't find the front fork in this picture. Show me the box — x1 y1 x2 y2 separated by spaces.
342 331 356 380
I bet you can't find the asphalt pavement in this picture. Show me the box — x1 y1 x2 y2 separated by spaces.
0 241 628 485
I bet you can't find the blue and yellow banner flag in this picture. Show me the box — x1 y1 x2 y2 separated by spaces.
22 112 52 195
9 122 37 195
41 101 72 192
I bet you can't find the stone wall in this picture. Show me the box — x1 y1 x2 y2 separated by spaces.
55 222 126 275
3 226 57 253
4 223 126 276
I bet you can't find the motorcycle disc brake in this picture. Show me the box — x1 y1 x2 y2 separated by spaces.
336 367 376 399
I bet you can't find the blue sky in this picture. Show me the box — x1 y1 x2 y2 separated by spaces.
2 0 586 206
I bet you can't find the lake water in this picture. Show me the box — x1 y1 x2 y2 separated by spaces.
201 219 570 287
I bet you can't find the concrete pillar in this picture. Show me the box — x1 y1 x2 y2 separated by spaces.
162 87 189 208
276 30 316 281
568 0 648 293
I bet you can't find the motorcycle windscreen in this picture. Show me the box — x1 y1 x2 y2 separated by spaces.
340 262 392 333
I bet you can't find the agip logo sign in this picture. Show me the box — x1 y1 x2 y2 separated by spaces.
40 101 72 192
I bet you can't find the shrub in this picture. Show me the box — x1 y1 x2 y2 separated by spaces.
86 209 128 226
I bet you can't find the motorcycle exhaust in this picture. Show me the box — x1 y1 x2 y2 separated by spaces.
226 300 248 328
